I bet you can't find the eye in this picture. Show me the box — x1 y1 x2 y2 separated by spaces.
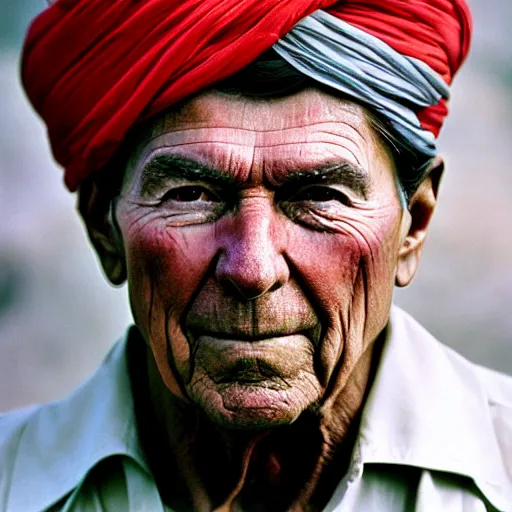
292 186 351 206
162 186 220 203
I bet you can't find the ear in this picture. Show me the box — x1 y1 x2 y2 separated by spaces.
395 156 444 287
78 180 127 286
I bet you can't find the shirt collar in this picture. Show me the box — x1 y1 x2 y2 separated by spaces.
356 305 512 511
7 327 147 512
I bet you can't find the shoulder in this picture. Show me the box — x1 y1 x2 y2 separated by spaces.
0 331 142 512
440 346 512 507
438 338 512 427
0 404 40 462
392 306 512 404
472 363 512 474
0 403 39 439
414 309 512 443
473 363 512 409
390 307 512 495
0 404 41 467
0 405 41 508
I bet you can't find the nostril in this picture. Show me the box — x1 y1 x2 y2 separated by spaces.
269 281 281 293
224 277 275 301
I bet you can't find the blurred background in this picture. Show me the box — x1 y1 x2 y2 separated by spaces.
0 0 511 411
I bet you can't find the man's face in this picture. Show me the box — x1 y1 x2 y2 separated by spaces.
114 88 409 428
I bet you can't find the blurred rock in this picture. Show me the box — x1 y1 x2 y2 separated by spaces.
0 52 132 411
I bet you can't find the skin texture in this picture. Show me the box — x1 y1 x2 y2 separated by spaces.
82 88 441 510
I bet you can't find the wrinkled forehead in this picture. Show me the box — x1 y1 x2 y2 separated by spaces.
149 88 369 131
122 87 393 190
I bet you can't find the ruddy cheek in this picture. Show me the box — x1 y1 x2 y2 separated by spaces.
284 212 400 384
124 220 218 386
334 214 401 325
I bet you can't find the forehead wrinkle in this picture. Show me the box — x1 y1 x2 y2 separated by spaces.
128 99 379 192
136 119 369 150
133 119 371 180
254 144 363 174
138 139 365 167
141 140 364 151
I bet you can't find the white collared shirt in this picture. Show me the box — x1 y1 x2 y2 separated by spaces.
1 306 511 511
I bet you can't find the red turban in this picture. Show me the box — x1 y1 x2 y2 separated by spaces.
21 0 472 191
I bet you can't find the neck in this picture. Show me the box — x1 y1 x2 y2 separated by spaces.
129 330 384 511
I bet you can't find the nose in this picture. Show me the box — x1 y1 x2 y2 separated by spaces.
215 200 289 301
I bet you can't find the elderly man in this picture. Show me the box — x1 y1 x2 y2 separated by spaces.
1 0 511 511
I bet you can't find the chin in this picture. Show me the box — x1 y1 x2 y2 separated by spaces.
183 331 324 429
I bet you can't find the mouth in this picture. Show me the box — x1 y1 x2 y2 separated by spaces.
190 326 315 342
186 317 323 348
192 334 316 385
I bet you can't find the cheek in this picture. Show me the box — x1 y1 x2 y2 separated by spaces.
285 208 402 379
288 211 400 311
123 218 217 390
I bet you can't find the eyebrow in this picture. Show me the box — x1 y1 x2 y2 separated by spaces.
139 154 371 199
279 162 371 200
139 155 236 196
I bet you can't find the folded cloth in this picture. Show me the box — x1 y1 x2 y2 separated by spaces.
21 0 471 191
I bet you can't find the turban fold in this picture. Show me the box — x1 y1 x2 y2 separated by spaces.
21 0 471 191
